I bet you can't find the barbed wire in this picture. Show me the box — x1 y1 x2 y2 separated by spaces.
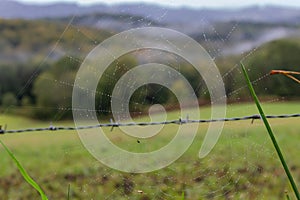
0 113 299 134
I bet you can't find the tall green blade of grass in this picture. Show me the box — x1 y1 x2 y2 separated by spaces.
241 63 300 200
0 140 48 200
286 192 291 200
67 184 71 200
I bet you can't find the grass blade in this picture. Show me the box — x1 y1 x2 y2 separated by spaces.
286 191 291 200
0 140 48 200
67 184 71 200
241 63 300 200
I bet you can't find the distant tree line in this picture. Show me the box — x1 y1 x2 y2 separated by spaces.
1 38 300 119
218 39 300 100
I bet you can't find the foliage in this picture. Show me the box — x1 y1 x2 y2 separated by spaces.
0 18 111 64
95 53 209 118
0 62 45 106
0 140 48 200
21 96 32 107
1 18 300 119
33 57 79 119
216 38 300 100
95 55 139 116
244 39 300 97
1 92 18 107
0 18 111 110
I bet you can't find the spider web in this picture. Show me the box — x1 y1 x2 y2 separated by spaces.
1 1 300 200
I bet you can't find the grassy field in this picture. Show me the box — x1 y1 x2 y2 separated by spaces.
0 102 300 199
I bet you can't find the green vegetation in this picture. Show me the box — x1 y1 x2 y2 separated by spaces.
244 39 300 97
0 18 111 111
55 12 161 27
32 56 80 119
0 15 299 200
241 63 300 199
0 102 300 199
0 140 48 200
216 37 300 100
0 18 111 64
1 92 17 107
1 18 300 120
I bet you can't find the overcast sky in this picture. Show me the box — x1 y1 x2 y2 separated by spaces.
15 0 300 8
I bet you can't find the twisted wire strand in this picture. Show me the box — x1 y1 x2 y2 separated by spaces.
1 113 299 134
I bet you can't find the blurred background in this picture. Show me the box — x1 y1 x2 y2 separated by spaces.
0 0 300 199
0 0 300 118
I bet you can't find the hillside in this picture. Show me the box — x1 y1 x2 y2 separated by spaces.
1 1 300 56
51 13 164 32
1 0 300 25
0 18 112 110
216 37 300 99
0 18 112 64
48 14 300 57
0 16 300 119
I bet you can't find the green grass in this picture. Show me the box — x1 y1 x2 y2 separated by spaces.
0 102 300 199
0 140 48 200
67 184 70 200
241 63 300 200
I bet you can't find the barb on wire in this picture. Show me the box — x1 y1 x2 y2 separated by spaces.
0 113 300 134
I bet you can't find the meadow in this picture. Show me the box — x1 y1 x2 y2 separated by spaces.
0 102 300 199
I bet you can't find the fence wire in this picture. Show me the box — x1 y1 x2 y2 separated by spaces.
0 113 300 134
